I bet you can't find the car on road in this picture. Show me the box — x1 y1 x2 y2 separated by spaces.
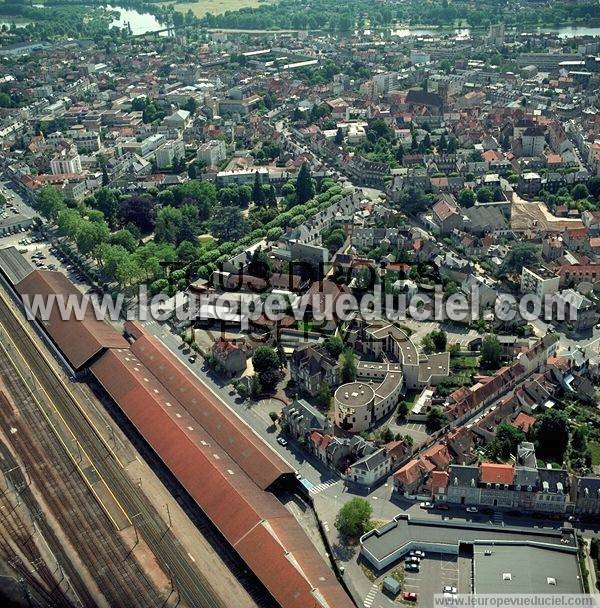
188 354 197 363
409 550 425 558
276 437 288 447
405 563 419 572
443 586 457 594
466 506 478 513
402 592 417 601
419 501 432 509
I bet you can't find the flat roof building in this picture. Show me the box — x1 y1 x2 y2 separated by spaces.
473 544 582 594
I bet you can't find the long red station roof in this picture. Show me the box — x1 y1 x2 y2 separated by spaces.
15 270 128 369
90 333 353 608
125 321 292 490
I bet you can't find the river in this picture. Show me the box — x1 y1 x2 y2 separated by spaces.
105 4 167 35
2 6 599 38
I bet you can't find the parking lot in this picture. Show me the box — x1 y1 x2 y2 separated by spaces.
398 318 481 349
402 552 464 604
0 229 92 294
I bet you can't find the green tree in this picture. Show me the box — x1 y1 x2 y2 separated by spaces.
314 382 332 409
431 329 447 352
395 143 404 163
334 498 372 538
588 176 600 199
426 407 447 431
57 208 82 238
502 242 539 273
209 206 249 242
37 186 66 221
421 333 435 354
76 221 110 257
476 187 493 203
480 334 501 370
155 206 183 244
252 346 280 374
486 421 525 461
109 229 137 252
325 228 346 252
296 162 315 204
458 188 476 208
323 335 344 359
93 187 120 225
183 97 197 114
252 171 265 206
572 183 589 201
340 349 357 383
532 409 569 463
396 401 409 420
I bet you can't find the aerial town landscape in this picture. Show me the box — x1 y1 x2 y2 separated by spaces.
0 0 600 607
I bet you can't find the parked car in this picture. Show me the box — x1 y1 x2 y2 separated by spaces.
403 592 417 601
409 550 425 558
443 586 457 594
276 437 288 447
419 501 432 509
466 506 478 513
435 503 450 510
405 556 420 564
188 354 197 363
405 563 419 572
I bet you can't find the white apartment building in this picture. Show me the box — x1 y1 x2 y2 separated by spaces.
50 147 82 175
155 140 185 169
521 266 560 298
197 140 226 166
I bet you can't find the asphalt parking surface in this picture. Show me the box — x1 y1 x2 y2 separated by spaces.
402 552 461 605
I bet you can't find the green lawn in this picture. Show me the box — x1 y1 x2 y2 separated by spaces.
165 0 274 18
589 441 600 466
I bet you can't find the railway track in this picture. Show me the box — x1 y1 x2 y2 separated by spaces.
0 290 224 608
0 441 74 608
0 358 159 607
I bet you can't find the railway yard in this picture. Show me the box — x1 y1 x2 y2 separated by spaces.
0 284 235 608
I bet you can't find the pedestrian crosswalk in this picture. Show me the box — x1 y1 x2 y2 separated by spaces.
492 512 504 526
363 584 378 608
309 479 340 496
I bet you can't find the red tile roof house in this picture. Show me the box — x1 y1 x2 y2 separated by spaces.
309 431 335 465
511 412 536 434
211 337 247 377
427 470 450 501
479 463 516 508
392 442 451 497
393 459 426 495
